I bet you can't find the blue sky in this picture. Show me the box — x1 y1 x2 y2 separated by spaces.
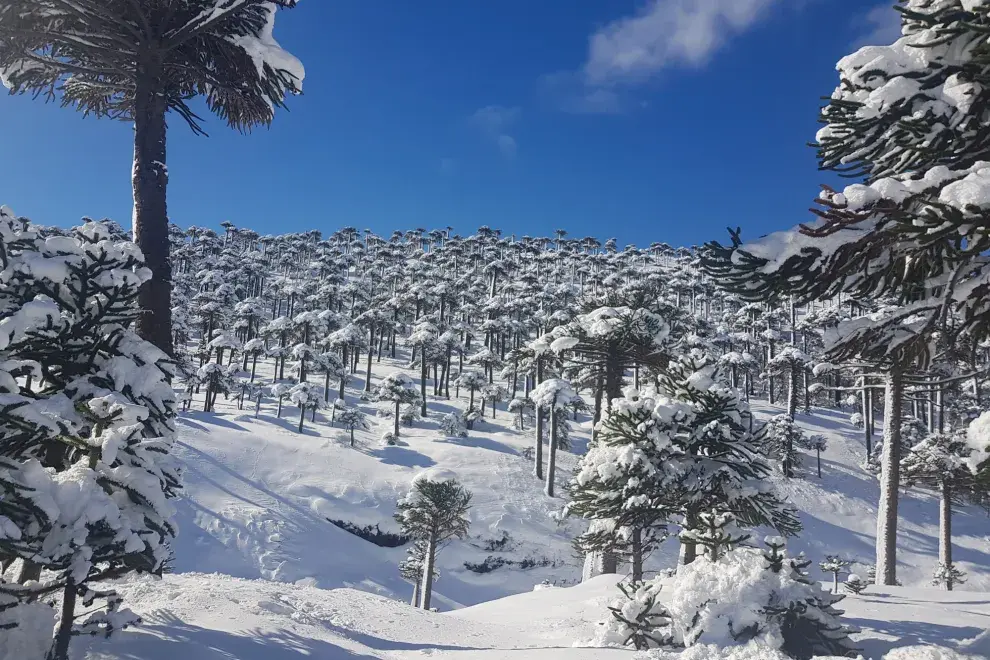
0 1 899 248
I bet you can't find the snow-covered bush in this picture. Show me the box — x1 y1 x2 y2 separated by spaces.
593 537 857 659
666 538 858 658
843 574 867 596
598 579 673 650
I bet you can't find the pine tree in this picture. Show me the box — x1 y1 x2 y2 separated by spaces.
375 373 420 438
819 555 851 594
0 212 179 660
394 474 471 610
529 378 580 497
760 415 805 479
760 538 859 660
0 1 304 355
602 580 673 650
569 387 672 582
336 407 370 447
288 382 322 433
901 430 984 590
700 1 990 587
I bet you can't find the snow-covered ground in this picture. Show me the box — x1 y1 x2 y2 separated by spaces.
74 351 990 658
78 573 990 659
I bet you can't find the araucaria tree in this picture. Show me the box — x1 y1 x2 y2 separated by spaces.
394 473 471 611
529 378 580 497
0 210 180 660
375 372 420 438
701 0 990 586
0 1 305 354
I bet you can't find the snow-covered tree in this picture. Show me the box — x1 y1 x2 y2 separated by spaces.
197 362 236 412
902 431 985 590
760 415 805 479
375 372 420 438
454 371 487 428
0 212 179 659
437 413 467 439
288 382 322 433
529 378 580 497
270 381 293 419
394 472 471 610
336 407 369 447
0 1 304 356
819 555 852 595
600 579 673 650
569 387 672 582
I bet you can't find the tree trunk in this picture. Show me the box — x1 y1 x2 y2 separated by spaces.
420 357 428 417
47 580 77 660
420 532 437 610
940 480 953 591
394 401 400 438
545 406 558 497
298 405 306 433
631 527 643 582
534 408 544 480
132 72 173 357
365 329 374 392
787 363 798 421
875 368 903 586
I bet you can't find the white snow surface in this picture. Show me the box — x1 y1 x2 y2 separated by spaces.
67 353 990 659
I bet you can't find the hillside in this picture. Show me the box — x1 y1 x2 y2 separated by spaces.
69 349 990 659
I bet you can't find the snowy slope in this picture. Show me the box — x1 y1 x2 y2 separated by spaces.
169 350 589 609
77 572 990 659
71 350 990 658
754 403 990 592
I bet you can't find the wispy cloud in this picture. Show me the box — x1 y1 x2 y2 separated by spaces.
853 4 902 48
543 0 781 114
470 105 520 158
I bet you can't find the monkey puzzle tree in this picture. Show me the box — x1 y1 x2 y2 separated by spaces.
701 0 990 586
0 0 305 355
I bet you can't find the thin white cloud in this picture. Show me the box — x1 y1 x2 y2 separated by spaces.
470 105 520 159
543 0 781 114
585 0 779 86
854 4 902 48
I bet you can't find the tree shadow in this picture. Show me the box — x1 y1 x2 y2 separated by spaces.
179 412 250 432
367 445 435 468
851 617 986 659
256 413 322 436
437 435 518 456
81 610 380 660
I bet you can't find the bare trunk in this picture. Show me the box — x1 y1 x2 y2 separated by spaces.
132 72 173 357
631 527 643 582
420 532 437 610
545 406 558 497
875 369 902 586
47 580 76 660
940 481 953 591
